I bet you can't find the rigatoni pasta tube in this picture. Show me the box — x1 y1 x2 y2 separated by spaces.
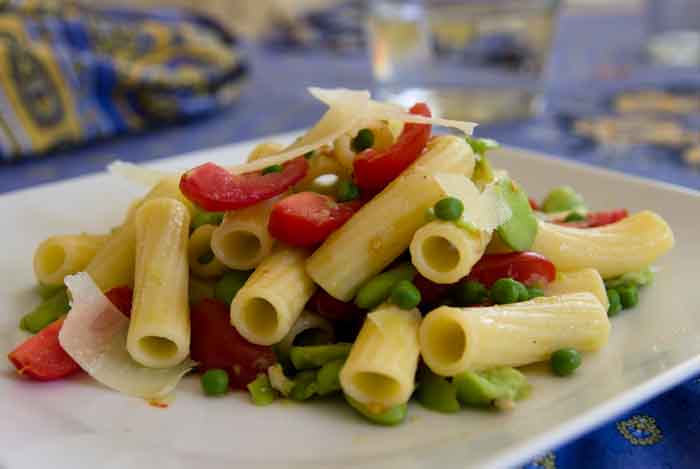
420 292 610 376
127 198 191 368
231 245 316 345
531 211 674 279
211 198 277 270
34 234 108 286
307 136 476 301
295 152 349 192
545 268 609 310
340 304 421 408
188 225 226 278
410 221 491 284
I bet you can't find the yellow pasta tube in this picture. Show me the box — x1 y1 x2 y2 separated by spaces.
545 268 609 310
531 211 674 278
246 142 285 162
211 198 277 270
340 304 421 408
231 245 316 345
34 234 108 286
307 136 476 301
420 292 610 376
127 198 191 368
410 221 491 284
295 153 350 192
188 225 226 278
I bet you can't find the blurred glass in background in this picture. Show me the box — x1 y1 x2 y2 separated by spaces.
367 0 560 123
647 0 700 67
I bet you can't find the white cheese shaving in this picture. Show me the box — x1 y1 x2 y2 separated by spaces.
59 273 195 399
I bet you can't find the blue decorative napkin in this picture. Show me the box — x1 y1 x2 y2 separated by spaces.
0 0 247 161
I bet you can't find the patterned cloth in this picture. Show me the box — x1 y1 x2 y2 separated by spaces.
0 0 247 161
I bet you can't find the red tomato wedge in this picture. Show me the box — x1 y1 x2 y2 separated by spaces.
468 252 556 288
190 298 276 390
353 103 432 193
268 192 363 247
413 274 452 307
105 286 133 317
8 318 80 381
179 157 309 212
528 197 539 211
308 289 365 321
556 209 629 228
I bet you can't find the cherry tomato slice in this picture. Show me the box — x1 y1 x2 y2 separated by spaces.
528 197 539 211
105 286 133 317
556 209 629 228
268 192 362 247
190 298 276 390
180 157 309 212
413 274 451 307
353 103 432 194
8 317 81 381
468 252 556 288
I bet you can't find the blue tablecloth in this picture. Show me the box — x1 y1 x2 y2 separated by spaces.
0 6 698 468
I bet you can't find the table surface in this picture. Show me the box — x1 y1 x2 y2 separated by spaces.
1 6 698 469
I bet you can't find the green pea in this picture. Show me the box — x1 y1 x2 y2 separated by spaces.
351 128 374 153
290 343 352 370
605 267 654 289
433 197 464 221
214 270 252 305
345 394 407 426
262 164 283 175
201 369 229 395
20 289 71 333
316 358 345 396
197 249 215 265
617 285 639 309
416 370 460 413
454 367 530 407
465 136 500 155
355 263 416 310
541 186 586 213
452 280 488 306
564 211 587 222
390 280 421 309
36 283 64 300
607 289 622 317
191 211 224 231
550 348 582 376
289 370 318 401
337 179 360 202
516 282 529 302
527 287 544 300
490 278 524 305
247 373 275 405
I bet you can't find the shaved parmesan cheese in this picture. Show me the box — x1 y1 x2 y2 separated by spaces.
433 173 512 232
108 161 171 187
59 273 195 399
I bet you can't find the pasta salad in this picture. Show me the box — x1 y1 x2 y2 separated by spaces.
9 88 674 425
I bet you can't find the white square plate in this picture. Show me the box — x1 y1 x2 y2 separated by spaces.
1 134 699 469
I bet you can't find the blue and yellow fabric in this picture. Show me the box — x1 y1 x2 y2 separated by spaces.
0 0 247 161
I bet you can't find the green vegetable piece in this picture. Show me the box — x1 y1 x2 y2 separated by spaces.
262 164 283 175
465 136 500 155
247 374 275 405
416 370 460 413
355 263 416 309
564 211 586 222
290 370 318 401
197 249 215 265
495 178 538 251
36 283 64 300
606 289 622 317
541 186 586 213
214 270 252 305
337 179 360 202
267 363 294 396
390 280 421 309
516 282 529 302
471 154 495 189
550 348 582 376
454 367 530 407
605 267 654 289
490 278 524 305
201 369 229 396
527 287 544 300
433 197 464 221
617 285 639 309
316 358 345 396
290 343 352 370
452 280 488 306
345 394 407 426
20 289 71 333
351 128 374 153
191 211 224 231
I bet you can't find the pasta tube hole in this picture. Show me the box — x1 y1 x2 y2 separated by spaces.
424 316 467 366
242 298 279 338
422 236 460 273
351 372 402 403
36 244 66 277
138 337 179 361
219 230 263 264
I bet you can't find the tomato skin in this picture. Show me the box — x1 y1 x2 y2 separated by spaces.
528 197 539 211
105 286 133 317
180 158 309 212
268 192 362 247
353 103 432 194
8 318 80 381
556 209 629 228
413 274 451 307
190 298 276 390
308 289 365 321
468 252 556 288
